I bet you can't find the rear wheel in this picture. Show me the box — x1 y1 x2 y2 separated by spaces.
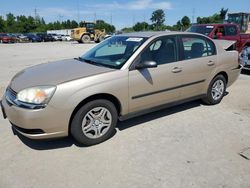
81 34 91 43
70 99 118 146
202 75 226 105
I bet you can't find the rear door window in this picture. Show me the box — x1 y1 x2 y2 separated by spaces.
180 36 216 60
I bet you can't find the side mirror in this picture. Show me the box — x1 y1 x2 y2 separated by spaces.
135 61 158 69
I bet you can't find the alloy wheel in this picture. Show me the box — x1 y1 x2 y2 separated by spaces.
81 107 112 139
211 80 225 101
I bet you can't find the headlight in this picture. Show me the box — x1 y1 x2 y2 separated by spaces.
17 86 56 105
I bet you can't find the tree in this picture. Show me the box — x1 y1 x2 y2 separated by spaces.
121 27 134 33
0 16 6 32
150 9 165 31
133 22 149 31
71 20 78 28
6 13 16 32
95 20 115 33
181 16 191 29
196 8 228 24
176 20 183 30
220 8 228 21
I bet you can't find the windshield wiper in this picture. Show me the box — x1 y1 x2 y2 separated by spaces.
75 57 106 67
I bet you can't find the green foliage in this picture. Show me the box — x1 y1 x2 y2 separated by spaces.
0 13 80 33
150 9 165 30
95 20 115 33
220 8 228 20
172 16 191 31
133 22 149 31
0 16 6 32
196 8 228 24
181 16 191 28
121 27 134 33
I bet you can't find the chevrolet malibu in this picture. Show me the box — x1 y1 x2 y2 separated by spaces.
1 32 240 145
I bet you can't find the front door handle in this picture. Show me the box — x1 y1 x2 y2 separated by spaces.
172 67 182 73
207 60 215 66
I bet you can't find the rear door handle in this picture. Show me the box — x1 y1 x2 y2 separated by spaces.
172 67 182 73
207 60 215 66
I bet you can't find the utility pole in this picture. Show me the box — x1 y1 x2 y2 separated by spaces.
132 14 135 26
58 14 63 23
94 12 96 22
34 8 38 23
110 13 113 25
77 0 80 24
192 8 196 24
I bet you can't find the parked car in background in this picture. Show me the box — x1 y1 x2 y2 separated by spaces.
1 32 240 146
16 34 29 43
187 23 250 70
24 34 42 42
0 33 16 43
51 33 62 41
61 34 72 41
36 33 54 42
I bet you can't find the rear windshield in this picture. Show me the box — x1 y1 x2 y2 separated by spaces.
187 25 214 36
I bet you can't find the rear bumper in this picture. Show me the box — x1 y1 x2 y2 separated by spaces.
227 66 241 87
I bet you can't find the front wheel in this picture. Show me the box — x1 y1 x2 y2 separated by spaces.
202 75 226 105
70 99 118 146
81 35 91 43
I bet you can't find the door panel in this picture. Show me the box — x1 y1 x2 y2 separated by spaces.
178 35 218 99
177 56 217 99
128 62 183 113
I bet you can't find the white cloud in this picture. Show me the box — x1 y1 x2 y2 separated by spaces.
89 0 172 10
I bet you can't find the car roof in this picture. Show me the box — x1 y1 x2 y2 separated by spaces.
118 31 205 38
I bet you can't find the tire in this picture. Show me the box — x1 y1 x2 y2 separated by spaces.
98 35 105 42
81 34 91 43
95 35 105 43
70 99 118 146
202 75 227 105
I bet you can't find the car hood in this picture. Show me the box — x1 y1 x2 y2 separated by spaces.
10 59 114 92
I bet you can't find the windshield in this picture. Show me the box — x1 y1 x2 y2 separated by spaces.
80 36 147 69
187 25 214 36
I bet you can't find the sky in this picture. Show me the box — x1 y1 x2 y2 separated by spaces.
0 0 249 29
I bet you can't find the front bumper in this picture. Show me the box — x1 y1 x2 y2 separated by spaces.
1 95 69 139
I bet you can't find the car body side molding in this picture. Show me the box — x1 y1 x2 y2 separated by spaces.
120 94 206 121
132 79 206 100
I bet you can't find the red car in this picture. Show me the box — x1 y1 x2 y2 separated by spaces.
0 33 16 43
187 23 250 70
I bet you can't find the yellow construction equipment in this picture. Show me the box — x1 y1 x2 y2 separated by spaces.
71 22 106 43
228 12 250 33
